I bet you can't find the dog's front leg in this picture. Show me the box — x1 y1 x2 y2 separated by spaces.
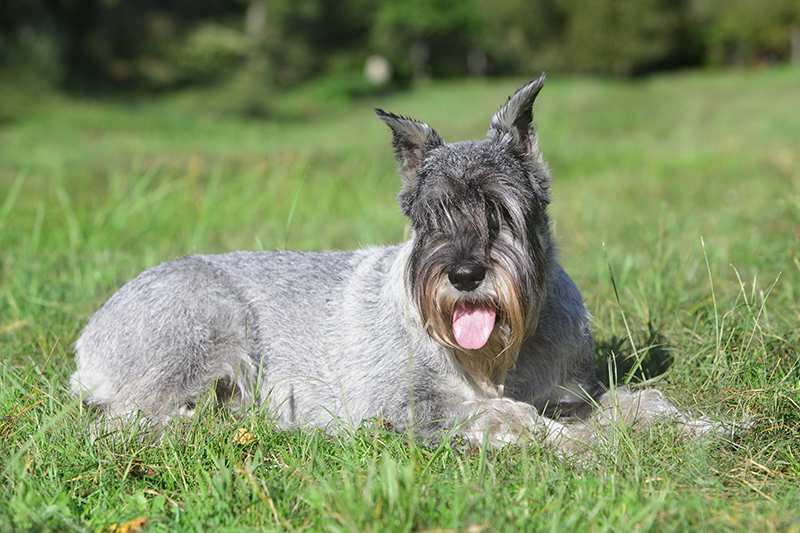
452 398 584 450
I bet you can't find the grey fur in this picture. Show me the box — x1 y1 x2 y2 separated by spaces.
72 76 723 450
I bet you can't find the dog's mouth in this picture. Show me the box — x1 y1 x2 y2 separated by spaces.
452 301 496 350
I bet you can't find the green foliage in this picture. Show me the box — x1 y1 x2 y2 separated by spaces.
477 0 694 76
475 0 567 74
555 0 687 75
3 0 800 91
694 0 800 64
0 68 799 530
370 0 481 80
161 23 251 86
257 0 376 86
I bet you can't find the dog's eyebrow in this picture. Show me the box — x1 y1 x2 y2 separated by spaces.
483 191 528 237
438 196 456 230
461 169 498 184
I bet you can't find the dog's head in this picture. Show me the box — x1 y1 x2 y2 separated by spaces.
377 75 554 365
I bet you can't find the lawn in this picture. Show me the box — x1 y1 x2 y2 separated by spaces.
0 67 798 531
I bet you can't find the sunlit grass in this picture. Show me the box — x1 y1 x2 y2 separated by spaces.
0 67 798 531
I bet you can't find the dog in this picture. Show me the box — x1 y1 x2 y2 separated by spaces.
71 75 723 451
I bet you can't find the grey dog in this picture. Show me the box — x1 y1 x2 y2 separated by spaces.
71 76 720 450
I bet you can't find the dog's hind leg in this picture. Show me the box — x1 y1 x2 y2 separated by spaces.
589 387 727 437
70 257 260 429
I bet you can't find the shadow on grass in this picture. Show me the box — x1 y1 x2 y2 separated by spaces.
595 322 673 386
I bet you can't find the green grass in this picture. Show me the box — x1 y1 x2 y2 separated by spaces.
1 67 799 531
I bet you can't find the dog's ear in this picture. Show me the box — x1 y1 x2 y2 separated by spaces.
487 74 545 155
376 109 443 182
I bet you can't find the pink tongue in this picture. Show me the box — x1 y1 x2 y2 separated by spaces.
452 302 496 350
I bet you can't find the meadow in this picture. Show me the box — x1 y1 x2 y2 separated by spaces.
0 67 798 531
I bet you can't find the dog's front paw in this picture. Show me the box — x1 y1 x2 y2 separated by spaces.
458 398 536 447
457 398 579 449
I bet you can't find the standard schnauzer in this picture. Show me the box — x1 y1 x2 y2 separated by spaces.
71 75 721 450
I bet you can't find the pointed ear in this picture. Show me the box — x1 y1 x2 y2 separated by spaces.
376 109 443 181
487 74 546 155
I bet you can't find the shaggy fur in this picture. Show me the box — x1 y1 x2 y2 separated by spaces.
71 75 723 450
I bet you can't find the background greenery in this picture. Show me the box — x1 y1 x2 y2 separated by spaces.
0 63 798 530
2 0 800 93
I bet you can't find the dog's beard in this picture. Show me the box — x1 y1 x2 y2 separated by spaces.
407 220 550 387
416 264 527 386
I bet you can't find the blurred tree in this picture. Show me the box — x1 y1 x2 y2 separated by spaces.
236 0 271 115
35 0 246 88
0 0 48 52
0 0 57 77
261 0 375 86
1 0 798 92
692 0 800 65
370 0 480 82
475 0 568 74
554 0 689 75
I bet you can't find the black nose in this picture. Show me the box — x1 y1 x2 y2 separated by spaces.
448 263 486 292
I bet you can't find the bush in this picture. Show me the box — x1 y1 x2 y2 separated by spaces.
2 0 799 90
693 0 800 65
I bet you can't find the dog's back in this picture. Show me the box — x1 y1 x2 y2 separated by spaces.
71 246 422 428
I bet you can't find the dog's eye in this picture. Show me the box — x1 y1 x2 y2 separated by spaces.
491 203 519 240
500 204 513 225
487 208 500 235
488 203 513 232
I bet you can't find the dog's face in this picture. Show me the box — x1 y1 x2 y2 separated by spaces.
377 76 553 361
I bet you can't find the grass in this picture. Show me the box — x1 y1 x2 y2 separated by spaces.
1 66 799 531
